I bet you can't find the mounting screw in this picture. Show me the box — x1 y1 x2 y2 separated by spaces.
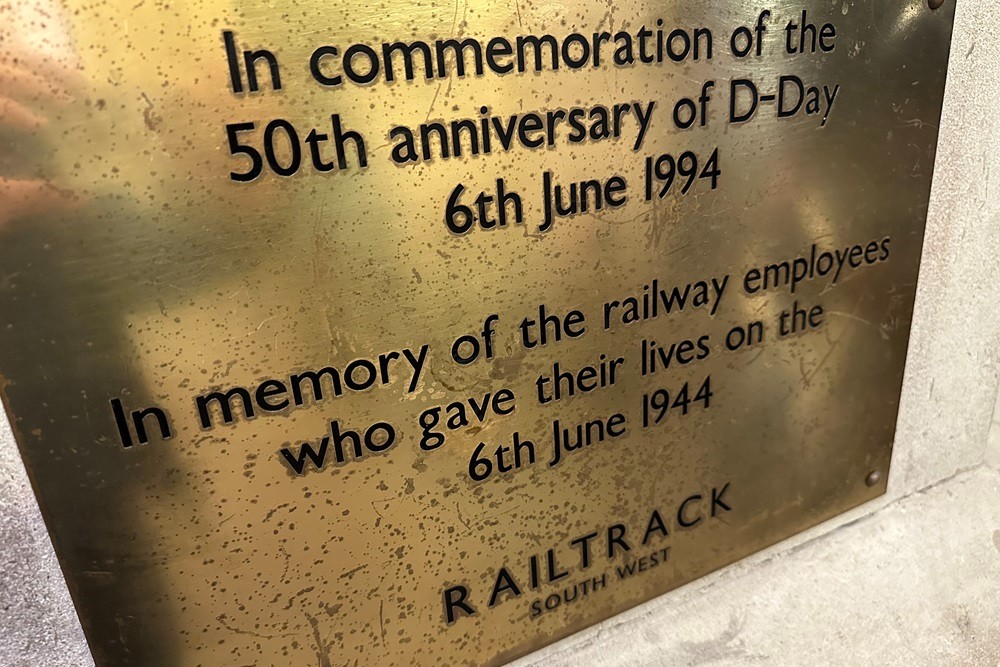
865 470 882 487
928 0 945 9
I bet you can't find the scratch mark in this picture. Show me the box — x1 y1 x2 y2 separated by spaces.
826 310 872 326
456 504 472 531
248 316 276 335
216 614 296 640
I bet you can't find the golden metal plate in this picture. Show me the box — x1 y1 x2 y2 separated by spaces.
0 1 953 665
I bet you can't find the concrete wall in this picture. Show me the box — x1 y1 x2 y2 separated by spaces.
1 1 999 665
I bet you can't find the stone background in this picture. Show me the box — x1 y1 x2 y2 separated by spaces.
1 1 998 665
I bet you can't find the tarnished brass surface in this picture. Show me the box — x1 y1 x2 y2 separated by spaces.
0 1 953 665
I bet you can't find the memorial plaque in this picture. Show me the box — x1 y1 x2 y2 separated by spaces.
0 0 954 664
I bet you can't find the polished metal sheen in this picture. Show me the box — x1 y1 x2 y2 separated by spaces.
0 1 954 665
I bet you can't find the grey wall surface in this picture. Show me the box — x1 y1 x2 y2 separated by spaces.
0 407 92 666
1 1 998 665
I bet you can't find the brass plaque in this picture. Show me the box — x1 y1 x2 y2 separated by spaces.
0 0 953 665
